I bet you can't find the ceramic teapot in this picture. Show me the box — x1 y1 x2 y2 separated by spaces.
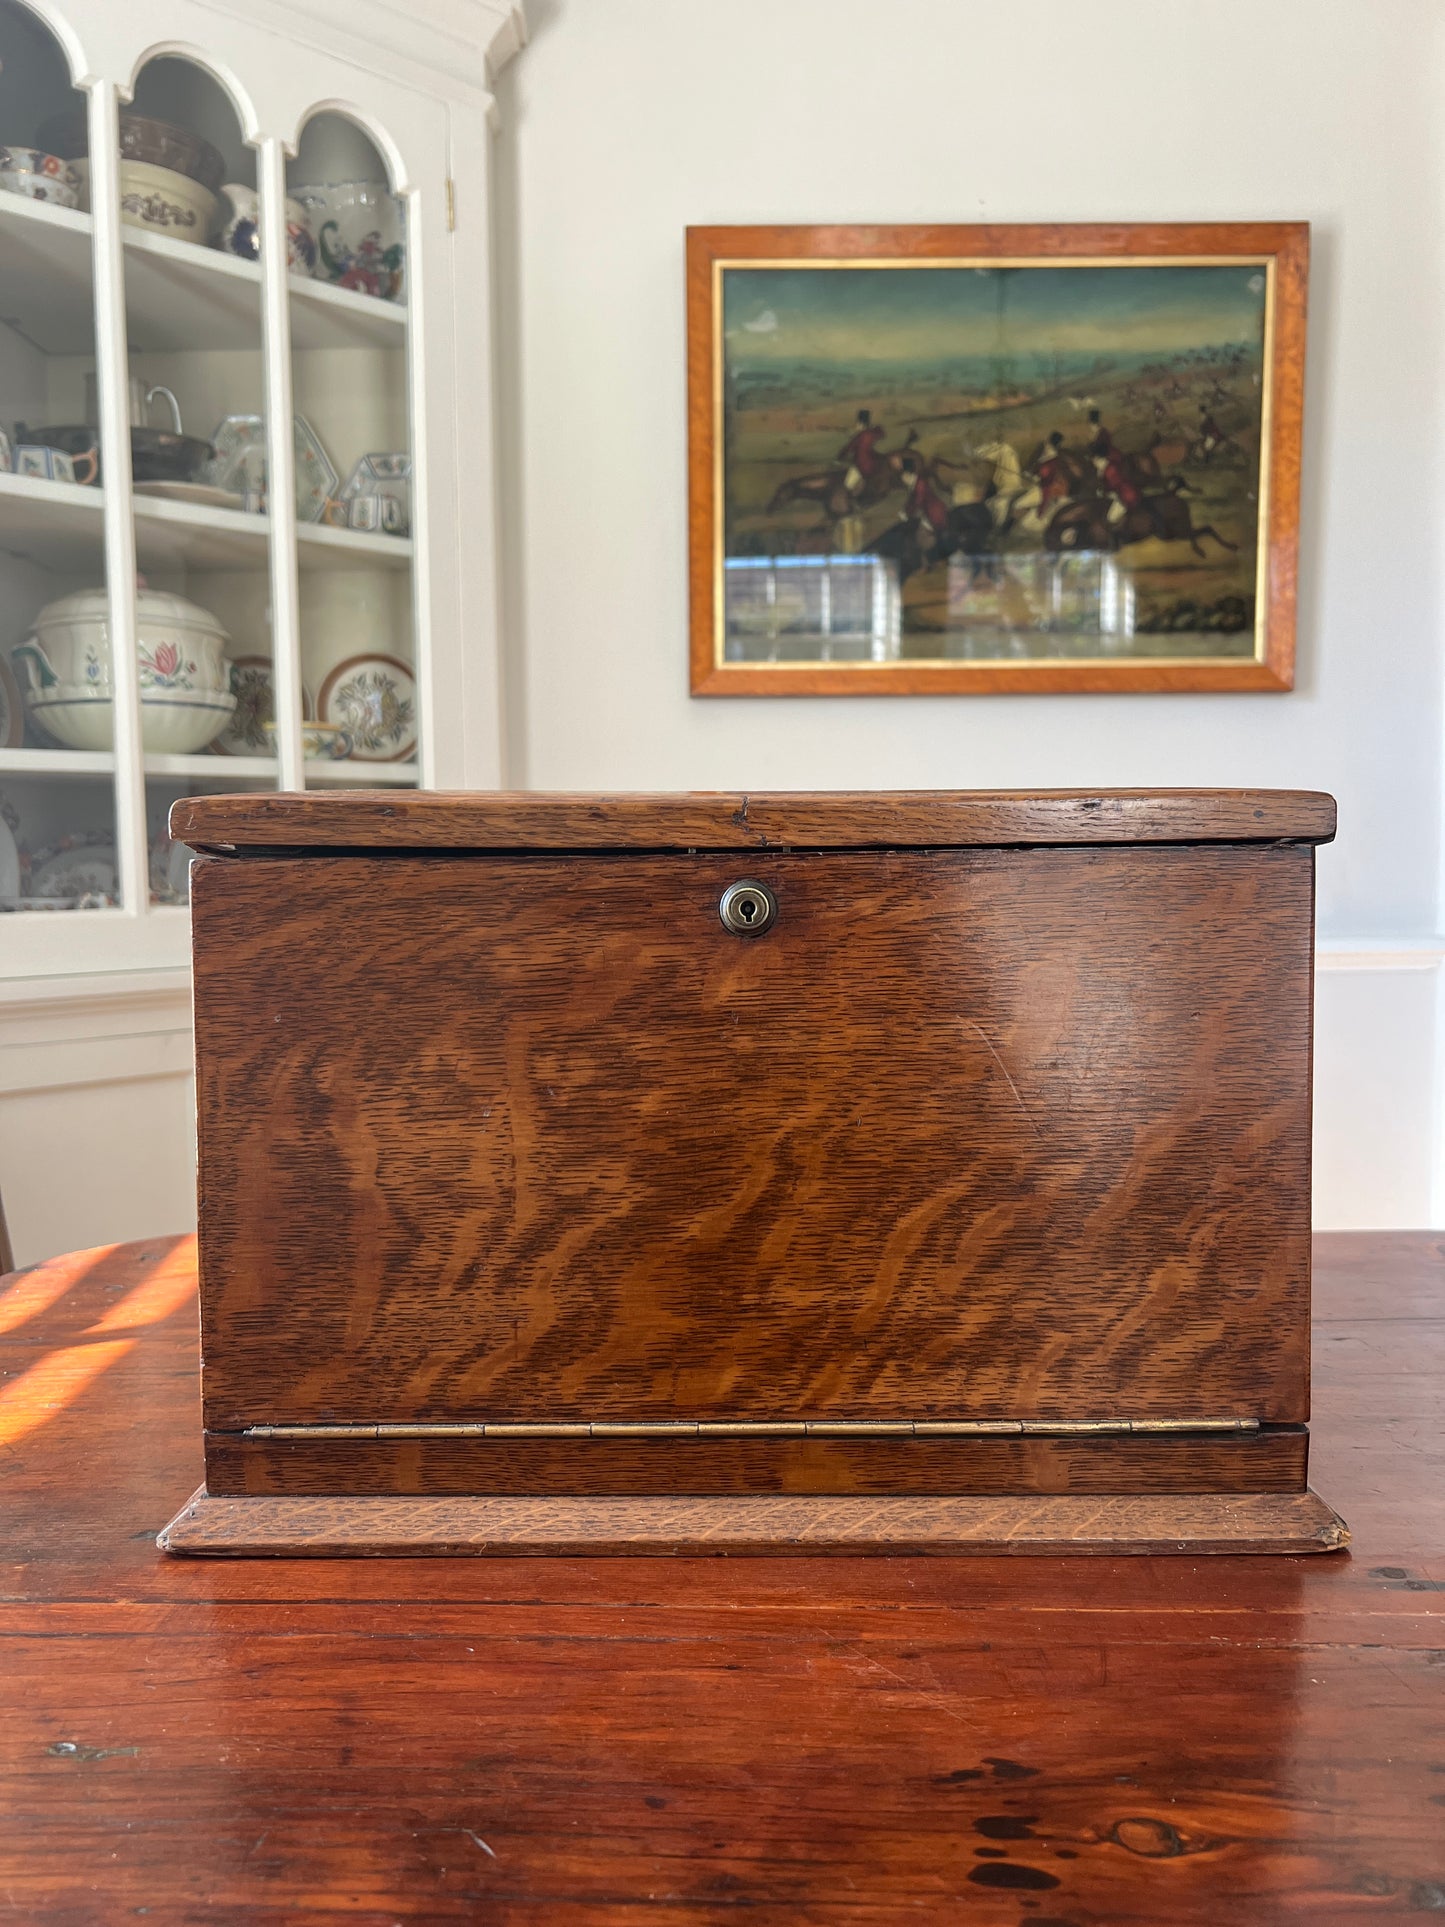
11 587 236 753
216 184 317 276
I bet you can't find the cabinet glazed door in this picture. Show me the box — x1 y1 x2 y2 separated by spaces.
192 842 1314 1435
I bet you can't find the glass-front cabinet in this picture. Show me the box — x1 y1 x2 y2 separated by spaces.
0 0 499 975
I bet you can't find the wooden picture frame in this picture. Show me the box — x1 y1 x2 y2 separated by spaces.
687 223 1308 697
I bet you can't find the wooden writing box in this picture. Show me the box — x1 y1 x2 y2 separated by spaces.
160 789 1347 1558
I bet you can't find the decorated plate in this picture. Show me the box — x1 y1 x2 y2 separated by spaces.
28 829 118 907
212 657 313 756
0 652 22 749
316 652 417 763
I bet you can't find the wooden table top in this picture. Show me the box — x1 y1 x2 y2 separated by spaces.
0 1234 1440 1924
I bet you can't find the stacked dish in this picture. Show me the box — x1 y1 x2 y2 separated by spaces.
0 147 82 208
39 111 225 245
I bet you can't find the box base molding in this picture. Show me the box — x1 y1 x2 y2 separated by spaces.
203 1424 1310 1497
158 1486 1350 1558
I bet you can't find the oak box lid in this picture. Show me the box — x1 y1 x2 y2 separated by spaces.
171 789 1337 855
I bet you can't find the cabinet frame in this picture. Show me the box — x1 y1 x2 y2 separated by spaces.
0 0 512 977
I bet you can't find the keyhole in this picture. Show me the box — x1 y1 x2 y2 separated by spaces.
719 878 777 936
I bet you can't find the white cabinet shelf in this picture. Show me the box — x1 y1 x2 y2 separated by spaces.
0 747 277 778
296 521 413 570
0 189 409 357
0 471 105 568
304 758 418 785
0 746 419 785
0 746 113 775
0 191 95 353
134 495 269 570
0 473 413 574
290 275 408 351
123 226 262 353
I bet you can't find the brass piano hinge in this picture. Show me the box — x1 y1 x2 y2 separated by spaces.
242 1417 1263 1441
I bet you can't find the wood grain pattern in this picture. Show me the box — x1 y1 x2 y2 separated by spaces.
190 842 1315 1439
686 222 1308 696
0 1233 1435 1920
171 785 1338 852
204 1426 1309 1497
160 1488 1347 1557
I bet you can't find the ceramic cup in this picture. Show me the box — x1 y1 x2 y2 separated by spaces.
14 445 75 484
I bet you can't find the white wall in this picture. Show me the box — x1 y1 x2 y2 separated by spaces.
488 0 1445 1227
0 973 196 1265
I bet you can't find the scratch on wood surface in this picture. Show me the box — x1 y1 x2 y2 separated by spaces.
464 1830 497 1859
961 1019 1041 1137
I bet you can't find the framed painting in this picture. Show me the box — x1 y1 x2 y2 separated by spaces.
687 222 1307 696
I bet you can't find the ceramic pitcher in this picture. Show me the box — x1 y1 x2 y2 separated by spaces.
216 184 317 275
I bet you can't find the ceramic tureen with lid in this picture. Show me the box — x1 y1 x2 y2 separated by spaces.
11 587 236 753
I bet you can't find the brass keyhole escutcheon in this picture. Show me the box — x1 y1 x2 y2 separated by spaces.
718 878 777 936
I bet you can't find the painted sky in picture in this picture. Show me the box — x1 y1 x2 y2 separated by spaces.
724 264 1267 366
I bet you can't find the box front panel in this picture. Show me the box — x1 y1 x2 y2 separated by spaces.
192 844 1314 1429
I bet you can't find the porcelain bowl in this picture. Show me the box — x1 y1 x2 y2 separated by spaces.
74 158 218 245
27 683 236 754
291 180 405 301
0 147 82 208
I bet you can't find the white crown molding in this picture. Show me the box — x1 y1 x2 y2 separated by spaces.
188 0 526 102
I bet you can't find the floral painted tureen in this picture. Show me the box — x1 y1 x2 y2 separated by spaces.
11 587 236 754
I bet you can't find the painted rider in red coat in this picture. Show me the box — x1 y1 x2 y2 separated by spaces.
899 455 951 539
1087 409 1141 519
1033 430 1070 508
837 409 886 493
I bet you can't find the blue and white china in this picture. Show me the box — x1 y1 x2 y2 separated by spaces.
14 444 75 484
